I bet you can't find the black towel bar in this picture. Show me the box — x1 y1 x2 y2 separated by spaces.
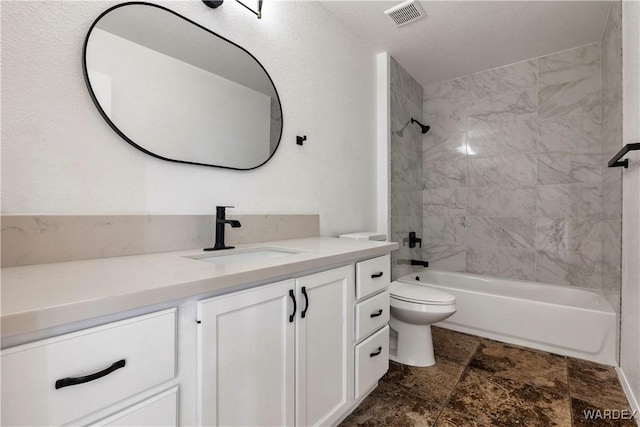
608 142 640 168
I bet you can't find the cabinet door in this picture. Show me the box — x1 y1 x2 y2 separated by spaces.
198 280 296 427
295 266 354 427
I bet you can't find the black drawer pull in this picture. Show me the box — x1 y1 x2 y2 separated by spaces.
301 286 309 319
371 272 384 279
55 359 126 389
369 347 383 357
289 289 297 323
370 309 383 318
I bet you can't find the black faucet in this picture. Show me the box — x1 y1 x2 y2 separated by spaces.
204 206 242 251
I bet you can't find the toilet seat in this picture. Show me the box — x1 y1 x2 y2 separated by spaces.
389 282 455 305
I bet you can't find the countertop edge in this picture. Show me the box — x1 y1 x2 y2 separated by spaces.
1 239 398 342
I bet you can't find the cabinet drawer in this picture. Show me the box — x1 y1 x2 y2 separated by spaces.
356 255 390 300
1 309 176 426
355 291 389 342
94 387 178 426
355 325 389 399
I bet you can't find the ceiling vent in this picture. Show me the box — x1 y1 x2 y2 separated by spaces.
384 0 426 28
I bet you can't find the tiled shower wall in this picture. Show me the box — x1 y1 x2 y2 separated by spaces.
390 57 424 279
421 24 622 293
601 1 623 300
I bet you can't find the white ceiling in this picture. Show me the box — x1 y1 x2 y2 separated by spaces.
321 1 612 87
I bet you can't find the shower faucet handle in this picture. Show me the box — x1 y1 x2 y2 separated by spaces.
404 232 422 248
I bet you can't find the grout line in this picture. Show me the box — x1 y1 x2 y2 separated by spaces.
432 339 482 426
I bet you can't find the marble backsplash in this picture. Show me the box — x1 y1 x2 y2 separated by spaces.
1 214 320 267
418 31 622 293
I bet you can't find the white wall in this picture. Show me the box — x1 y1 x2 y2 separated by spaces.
620 0 640 412
0 1 378 236
88 28 271 169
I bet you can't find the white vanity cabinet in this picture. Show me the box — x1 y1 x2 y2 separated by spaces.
1 309 178 426
353 255 391 399
197 265 354 427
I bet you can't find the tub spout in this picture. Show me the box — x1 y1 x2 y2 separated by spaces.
410 259 429 267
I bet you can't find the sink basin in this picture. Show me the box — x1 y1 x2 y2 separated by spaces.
186 248 302 265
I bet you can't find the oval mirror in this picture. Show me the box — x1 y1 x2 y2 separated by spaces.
83 2 283 170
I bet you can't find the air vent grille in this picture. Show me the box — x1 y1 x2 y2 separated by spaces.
384 1 426 27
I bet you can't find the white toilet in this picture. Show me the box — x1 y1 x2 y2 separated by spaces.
389 281 456 367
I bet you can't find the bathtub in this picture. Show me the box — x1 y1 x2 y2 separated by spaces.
397 269 617 365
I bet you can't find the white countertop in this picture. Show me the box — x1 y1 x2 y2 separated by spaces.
1 237 397 340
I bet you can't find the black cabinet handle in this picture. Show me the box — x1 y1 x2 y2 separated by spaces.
289 289 296 323
371 272 384 279
301 286 309 319
369 347 383 357
55 359 126 389
370 309 383 318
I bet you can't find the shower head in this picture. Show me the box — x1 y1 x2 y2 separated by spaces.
411 118 430 134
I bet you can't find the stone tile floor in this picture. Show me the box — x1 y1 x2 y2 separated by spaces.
340 327 636 427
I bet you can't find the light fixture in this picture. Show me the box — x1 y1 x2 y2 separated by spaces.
202 0 263 19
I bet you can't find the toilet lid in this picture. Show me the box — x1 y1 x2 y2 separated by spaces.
389 281 456 305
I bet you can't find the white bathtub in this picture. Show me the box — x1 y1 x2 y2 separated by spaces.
397 269 618 365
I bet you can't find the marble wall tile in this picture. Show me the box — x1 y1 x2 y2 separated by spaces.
601 91 623 155
390 149 420 189
1 214 320 267
420 244 466 272
423 132 467 162
535 218 601 255
465 60 537 100
538 43 600 87
602 169 622 220
467 187 536 217
599 1 622 302
538 108 601 154
424 77 468 102
467 154 536 188
601 219 622 291
466 216 535 249
601 2 623 96
466 89 538 157
538 77 601 121
423 188 466 217
467 246 536 281
391 59 423 120
390 57 424 279
537 153 601 186
423 156 467 189
413 43 620 290
390 189 423 217
468 88 537 116
423 78 468 136
423 216 465 245
535 250 602 288
536 183 601 219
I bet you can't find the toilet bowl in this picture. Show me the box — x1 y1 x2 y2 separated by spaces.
389 281 456 367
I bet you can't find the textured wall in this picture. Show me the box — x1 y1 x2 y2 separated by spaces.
1 1 377 237
389 58 423 279
421 42 621 290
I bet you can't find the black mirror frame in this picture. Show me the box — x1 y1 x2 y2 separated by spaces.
82 1 284 170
